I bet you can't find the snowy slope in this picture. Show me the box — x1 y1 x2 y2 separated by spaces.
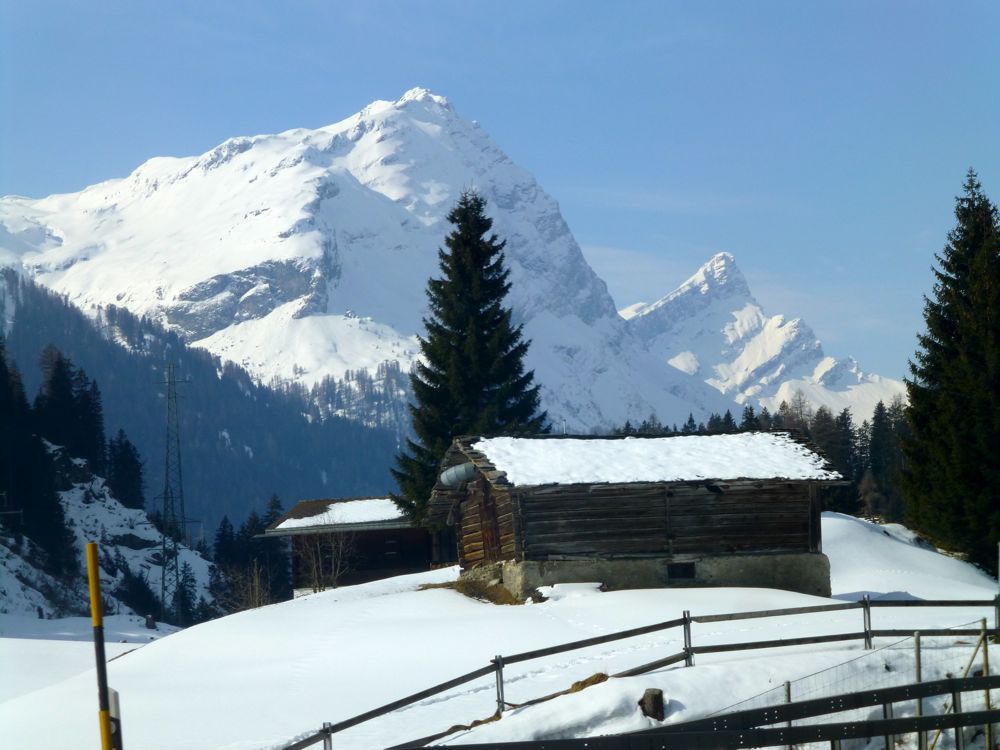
625 252 906 418
0 448 212 620
0 88 734 430
2 512 995 750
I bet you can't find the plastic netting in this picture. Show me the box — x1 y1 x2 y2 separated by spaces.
710 620 997 749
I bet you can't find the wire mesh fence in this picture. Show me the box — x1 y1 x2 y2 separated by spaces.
710 618 997 749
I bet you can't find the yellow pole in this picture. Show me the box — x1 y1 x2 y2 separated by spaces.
87 542 114 750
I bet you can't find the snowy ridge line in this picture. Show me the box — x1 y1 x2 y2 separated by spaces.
276 596 1000 750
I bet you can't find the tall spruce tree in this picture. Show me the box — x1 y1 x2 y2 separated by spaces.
107 429 145 510
903 170 1000 569
393 192 547 521
0 340 77 576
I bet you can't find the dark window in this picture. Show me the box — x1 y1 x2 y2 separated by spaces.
668 562 696 580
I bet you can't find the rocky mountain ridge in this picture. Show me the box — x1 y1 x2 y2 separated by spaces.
0 89 902 427
624 252 906 417
0 88 733 429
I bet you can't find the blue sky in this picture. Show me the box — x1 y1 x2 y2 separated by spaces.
2 1 998 381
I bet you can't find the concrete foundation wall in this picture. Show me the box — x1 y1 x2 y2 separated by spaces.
462 552 831 600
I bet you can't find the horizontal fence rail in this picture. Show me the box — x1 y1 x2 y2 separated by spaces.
426 676 1000 749
692 600 861 623
647 674 1000 733
278 595 1000 749
426 710 1000 750
502 617 687 665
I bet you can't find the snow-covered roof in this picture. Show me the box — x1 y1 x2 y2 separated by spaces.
467 433 840 487
267 497 409 534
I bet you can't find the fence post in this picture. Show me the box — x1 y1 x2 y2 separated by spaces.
784 680 792 750
994 592 1000 640
493 655 506 714
683 610 694 667
862 595 873 650
883 700 894 750
952 689 965 750
916 631 927 750
983 619 993 750
322 722 332 750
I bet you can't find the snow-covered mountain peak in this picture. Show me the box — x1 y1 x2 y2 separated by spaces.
625 252 905 417
397 86 451 108
666 251 752 303
0 90 736 430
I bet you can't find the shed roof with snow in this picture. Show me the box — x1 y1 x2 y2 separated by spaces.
464 432 840 487
427 433 841 586
264 496 411 536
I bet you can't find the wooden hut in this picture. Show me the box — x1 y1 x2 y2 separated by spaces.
264 496 432 593
426 433 842 598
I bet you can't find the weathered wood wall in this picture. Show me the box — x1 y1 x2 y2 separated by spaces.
458 478 521 567
474 480 821 563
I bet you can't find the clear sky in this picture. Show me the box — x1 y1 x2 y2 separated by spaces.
2 1 998 381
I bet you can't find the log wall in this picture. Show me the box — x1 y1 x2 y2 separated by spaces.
457 478 521 567
504 481 818 562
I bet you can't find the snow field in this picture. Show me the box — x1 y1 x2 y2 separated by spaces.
0 614 177 703
1 513 997 750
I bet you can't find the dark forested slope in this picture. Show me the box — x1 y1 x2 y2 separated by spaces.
1 270 398 532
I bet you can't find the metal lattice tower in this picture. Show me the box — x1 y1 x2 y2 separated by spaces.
158 363 187 624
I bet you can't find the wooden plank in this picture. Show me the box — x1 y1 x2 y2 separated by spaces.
502 616 686 664
693 601 861 623
668 523 808 535
871 629 989 637
670 534 808 546
614 651 689 677
524 521 668 536
525 540 670 556
525 528 668 543
692 631 866 655
525 508 670 524
321 663 496 736
868 599 999 608
668 511 809 524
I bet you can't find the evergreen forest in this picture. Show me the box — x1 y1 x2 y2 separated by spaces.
0 270 400 534
613 393 909 521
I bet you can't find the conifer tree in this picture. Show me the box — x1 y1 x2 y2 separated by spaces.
262 494 292 601
739 404 757 432
757 406 773 431
903 170 1000 568
393 192 547 521
833 408 859 479
34 345 76 449
107 429 145 510
0 340 77 576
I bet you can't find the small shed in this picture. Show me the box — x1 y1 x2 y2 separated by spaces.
264 496 431 592
427 433 842 598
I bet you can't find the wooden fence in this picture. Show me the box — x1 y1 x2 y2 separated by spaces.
426 675 1000 749
279 595 1000 750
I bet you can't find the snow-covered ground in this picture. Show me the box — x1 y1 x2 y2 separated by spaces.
1 513 996 749
0 614 177 703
